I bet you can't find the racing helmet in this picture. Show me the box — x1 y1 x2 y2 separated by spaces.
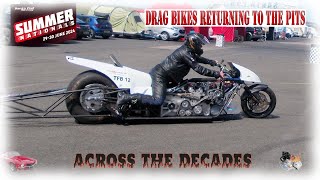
185 33 210 55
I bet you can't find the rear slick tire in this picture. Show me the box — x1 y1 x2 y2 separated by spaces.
65 71 117 124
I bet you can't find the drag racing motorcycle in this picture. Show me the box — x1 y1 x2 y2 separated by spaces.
65 55 276 124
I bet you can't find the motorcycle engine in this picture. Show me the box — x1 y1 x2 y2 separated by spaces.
161 81 224 117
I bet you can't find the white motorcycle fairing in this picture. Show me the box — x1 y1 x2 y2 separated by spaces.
232 63 261 83
66 56 153 95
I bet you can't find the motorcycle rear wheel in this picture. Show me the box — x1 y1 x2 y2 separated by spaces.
65 71 117 124
241 87 276 118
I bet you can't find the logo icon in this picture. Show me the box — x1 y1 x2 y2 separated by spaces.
279 151 302 171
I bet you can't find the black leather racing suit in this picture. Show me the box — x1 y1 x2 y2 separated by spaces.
139 44 220 106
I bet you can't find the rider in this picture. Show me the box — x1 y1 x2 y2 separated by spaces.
116 33 223 115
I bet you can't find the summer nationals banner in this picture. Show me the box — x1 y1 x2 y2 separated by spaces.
11 3 76 45
145 9 306 27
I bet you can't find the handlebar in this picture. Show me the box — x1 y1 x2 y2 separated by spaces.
215 59 232 79
216 60 228 71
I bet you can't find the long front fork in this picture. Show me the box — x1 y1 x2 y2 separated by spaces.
214 84 241 117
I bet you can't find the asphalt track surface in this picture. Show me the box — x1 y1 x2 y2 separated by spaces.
3 37 313 174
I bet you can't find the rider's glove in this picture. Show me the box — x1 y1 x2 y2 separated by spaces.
213 71 224 79
213 71 220 79
209 60 218 66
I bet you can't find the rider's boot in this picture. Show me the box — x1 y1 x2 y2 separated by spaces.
116 94 142 115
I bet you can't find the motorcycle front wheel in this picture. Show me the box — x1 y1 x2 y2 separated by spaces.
241 87 276 118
